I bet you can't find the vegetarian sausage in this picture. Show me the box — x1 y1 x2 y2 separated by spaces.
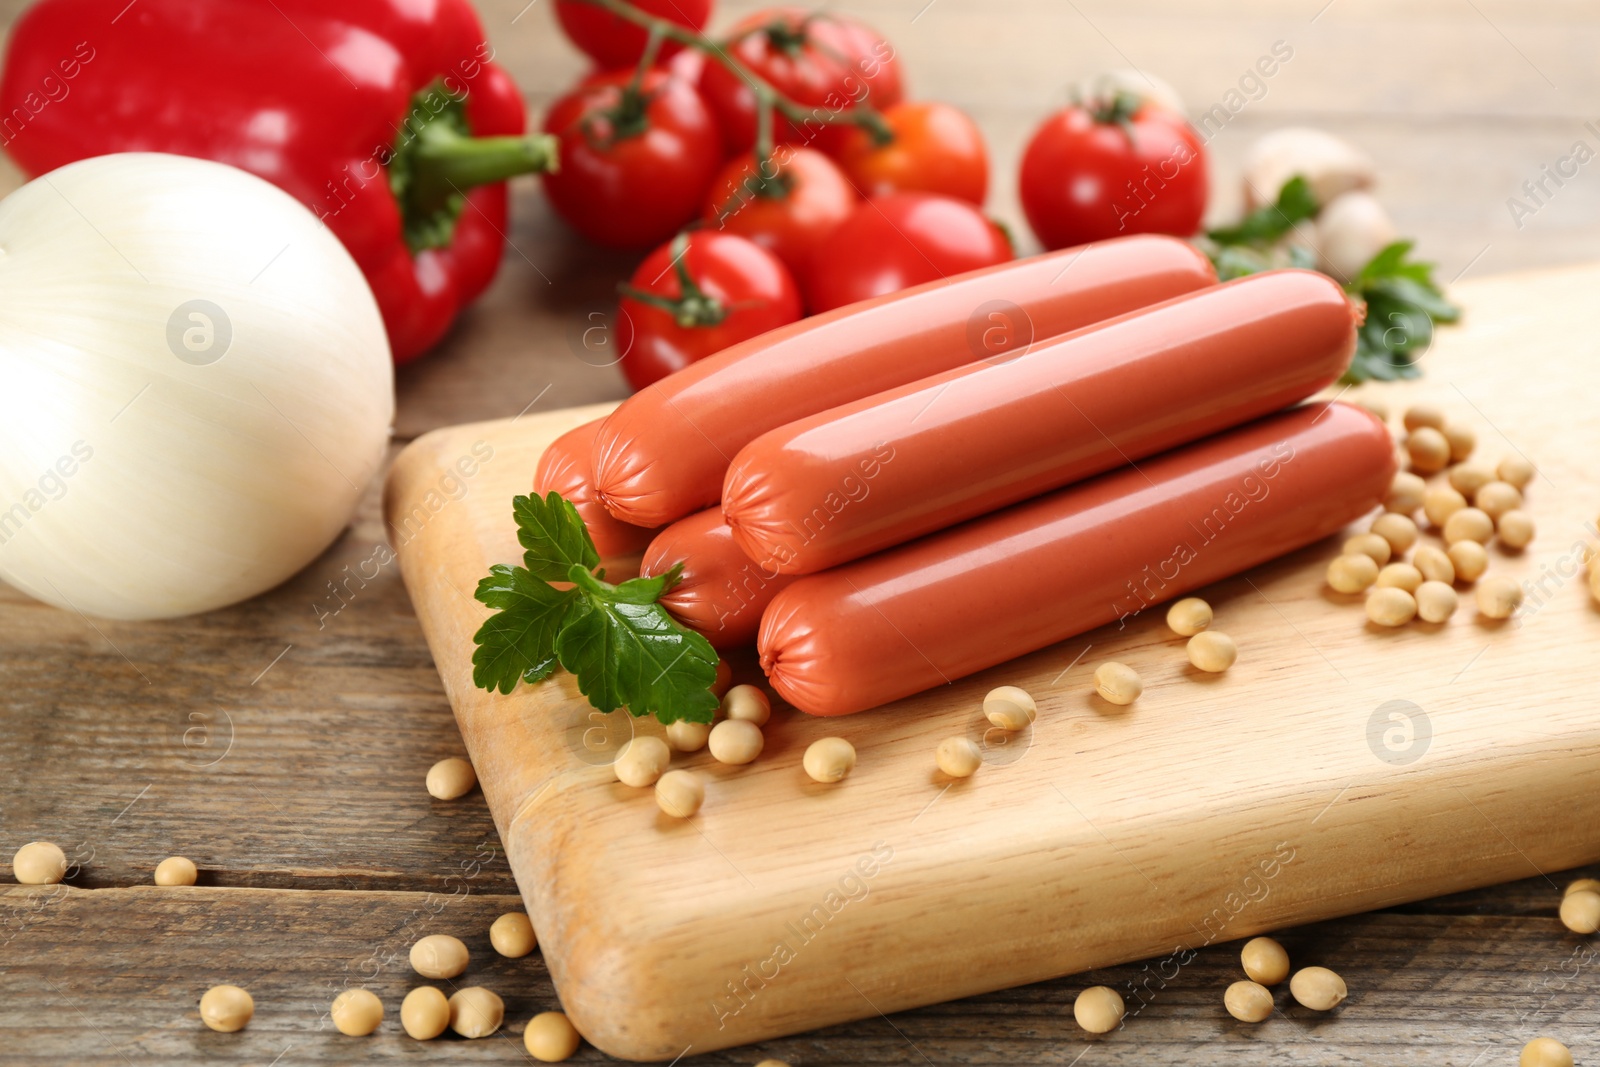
758 402 1395 716
534 419 657 560
724 270 1356 574
641 509 797 650
592 235 1218 527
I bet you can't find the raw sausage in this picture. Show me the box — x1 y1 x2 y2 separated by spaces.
592 235 1218 527
534 419 658 561
641 509 797 650
758 402 1394 716
724 270 1355 574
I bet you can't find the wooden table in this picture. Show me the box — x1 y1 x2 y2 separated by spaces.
4 1 1599 1063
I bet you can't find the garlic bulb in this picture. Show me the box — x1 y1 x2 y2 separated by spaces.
0 154 392 620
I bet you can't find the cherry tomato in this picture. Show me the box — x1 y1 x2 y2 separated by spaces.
697 8 902 158
1019 97 1207 250
702 146 857 284
542 69 721 249
804 192 1012 313
618 231 803 390
835 101 988 204
553 0 711 71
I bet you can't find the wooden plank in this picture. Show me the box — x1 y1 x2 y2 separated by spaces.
384 262 1600 1058
2 878 1597 1064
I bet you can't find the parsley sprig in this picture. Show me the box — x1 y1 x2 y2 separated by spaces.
471 492 720 725
1198 176 1461 385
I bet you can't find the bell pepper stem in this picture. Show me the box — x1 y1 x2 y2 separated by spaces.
408 125 560 216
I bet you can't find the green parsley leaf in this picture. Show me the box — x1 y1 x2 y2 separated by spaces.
1206 176 1318 247
555 564 720 725
1341 240 1461 384
514 491 600 582
471 564 580 694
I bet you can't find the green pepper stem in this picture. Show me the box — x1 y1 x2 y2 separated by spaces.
408 124 560 216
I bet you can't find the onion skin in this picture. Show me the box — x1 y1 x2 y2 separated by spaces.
0 153 393 620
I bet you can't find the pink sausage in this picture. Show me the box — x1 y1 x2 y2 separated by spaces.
758 402 1395 716
641 508 797 650
534 419 658 561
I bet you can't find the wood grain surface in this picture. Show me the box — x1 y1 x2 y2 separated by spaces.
5 0 1600 1064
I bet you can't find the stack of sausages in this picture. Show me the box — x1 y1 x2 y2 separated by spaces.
535 234 1396 716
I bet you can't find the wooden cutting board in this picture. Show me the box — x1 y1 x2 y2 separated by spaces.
385 263 1600 1062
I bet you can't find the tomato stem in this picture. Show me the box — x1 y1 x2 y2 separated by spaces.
617 232 728 328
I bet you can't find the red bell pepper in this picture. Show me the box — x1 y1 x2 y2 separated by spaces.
0 0 557 364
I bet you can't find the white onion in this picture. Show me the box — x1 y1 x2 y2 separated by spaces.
0 153 393 620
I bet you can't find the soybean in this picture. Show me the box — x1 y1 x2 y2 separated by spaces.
490 912 537 958
1415 581 1459 624
1366 587 1417 627
199 985 254 1033
803 737 857 783
655 770 705 818
1375 562 1422 593
708 719 764 765
1559 889 1600 935
525 1011 583 1061
410 934 469 980
1565 878 1600 897
1073 985 1126 1034
1422 485 1467 529
665 719 711 753
1187 631 1237 673
1521 1038 1574 1067
1443 507 1494 545
1448 540 1489 583
155 856 198 887
400 986 450 1040
935 737 982 778
331 988 384 1036
1412 544 1456 584
1405 426 1450 473
1370 512 1418 554
1448 462 1494 498
1497 509 1536 550
614 736 671 787
983 686 1037 730
1093 661 1143 705
1442 422 1476 462
1384 471 1426 513
1402 404 1446 432
1476 575 1524 620
722 684 771 725
1288 966 1347 1011
1327 553 1379 593
425 757 476 800
1343 533 1393 566
12 841 67 885
1224 979 1275 1023
1474 480 1523 521
1241 936 1291 985
447 987 503 1039
1498 455 1536 490
1166 596 1213 636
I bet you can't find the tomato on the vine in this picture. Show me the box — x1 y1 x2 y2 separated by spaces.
617 231 803 390
803 192 1012 313
697 8 902 158
553 0 711 71
835 101 988 204
541 69 721 249
1019 95 1207 250
702 146 857 284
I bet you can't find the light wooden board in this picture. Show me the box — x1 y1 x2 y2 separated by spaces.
385 262 1600 1060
